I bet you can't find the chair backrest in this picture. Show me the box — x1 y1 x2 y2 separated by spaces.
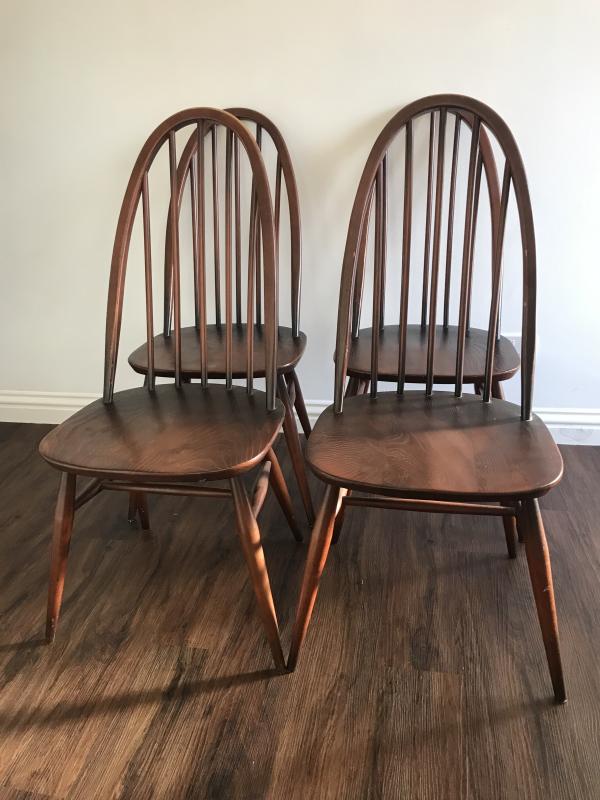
162 108 301 340
334 94 536 420
103 108 279 411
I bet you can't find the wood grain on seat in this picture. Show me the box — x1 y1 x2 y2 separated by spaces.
347 325 519 383
129 324 306 379
307 392 562 499
40 385 284 481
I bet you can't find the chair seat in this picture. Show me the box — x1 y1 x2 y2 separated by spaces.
128 324 306 379
39 385 284 481
346 325 520 383
306 392 563 500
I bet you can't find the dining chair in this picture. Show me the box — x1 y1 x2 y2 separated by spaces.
333 113 521 556
127 109 315 526
39 108 300 670
288 95 566 703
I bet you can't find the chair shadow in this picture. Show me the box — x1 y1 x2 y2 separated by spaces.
0 666 283 735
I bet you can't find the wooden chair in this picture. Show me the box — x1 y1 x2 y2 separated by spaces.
334 113 520 555
288 95 566 703
127 109 315 525
345 112 520 404
39 108 301 670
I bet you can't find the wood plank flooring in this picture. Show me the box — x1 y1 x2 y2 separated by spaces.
0 422 599 798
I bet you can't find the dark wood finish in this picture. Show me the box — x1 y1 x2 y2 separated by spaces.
2 428 600 797
295 95 565 702
130 109 313 521
39 109 297 666
306 393 562 500
347 109 515 396
277 374 315 524
346 324 519 384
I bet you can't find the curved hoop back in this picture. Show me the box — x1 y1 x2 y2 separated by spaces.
334 94 536 421
103 108 279 411
162 109 302 340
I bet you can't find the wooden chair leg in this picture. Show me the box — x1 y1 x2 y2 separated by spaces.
345 376 360 398
128 491 150 530
46 472 77 643
291 369 312 439
520 498 566 703
474 381 483 395
267 448 303 542
331 491 350 545
515 500 525 543
288 485 346 671
502 514 518 558
230 476 286 670
492 378 505 400
277 374 315 526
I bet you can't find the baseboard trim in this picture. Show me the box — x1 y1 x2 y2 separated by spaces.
1 390 599 446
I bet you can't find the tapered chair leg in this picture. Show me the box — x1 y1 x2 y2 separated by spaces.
128 491 150 530
46 472 77 643
521 498 566 703
230 476 286 670
277 374 315 525
291 369 312 439
491 378 505 400
288 485 345 671
267 448 303 542
331 492 350 545
515 500 525 543
502 514 518 558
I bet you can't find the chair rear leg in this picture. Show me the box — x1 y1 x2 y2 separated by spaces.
332 378 367 546
230 476 286 670
46 472 77 643
288 485 345 671
291 369 312 439
515 500 525 543
267 448 303 542
520 498 566 703
127 491 150 530
502 514 518 558
277 374 315 525
492 378 505 400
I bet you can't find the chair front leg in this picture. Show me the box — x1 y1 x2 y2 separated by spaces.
277 374 315 525
288 484 346 671
46 472 77 643
230 476 286 670
520 498 566 703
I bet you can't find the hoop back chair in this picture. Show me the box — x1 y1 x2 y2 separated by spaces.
39 108 301 670
127 109 314 524
288 95 565 703
345 112 519 400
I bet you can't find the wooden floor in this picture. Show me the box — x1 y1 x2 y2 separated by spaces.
1 422 600 799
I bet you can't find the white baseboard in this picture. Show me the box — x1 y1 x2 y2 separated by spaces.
1 390 600 446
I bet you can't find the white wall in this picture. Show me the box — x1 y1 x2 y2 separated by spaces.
1 0 599 440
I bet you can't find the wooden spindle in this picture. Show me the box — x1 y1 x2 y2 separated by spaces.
351 184 374 338
196 123 208 387
225 131 233 389
397 120 413 393
379 155 388 330
189 162 200 330
483 162 511 401
466 151 483 333
370 162 384 397
247 186 257 393
211 126 221 328
274 154 282 251
421 112 436 327
168 131 182 387
234 135 242 325
141 171 155 391
255 124 263 328
454 117 481 397
443 116 461 329
425 108 447 396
